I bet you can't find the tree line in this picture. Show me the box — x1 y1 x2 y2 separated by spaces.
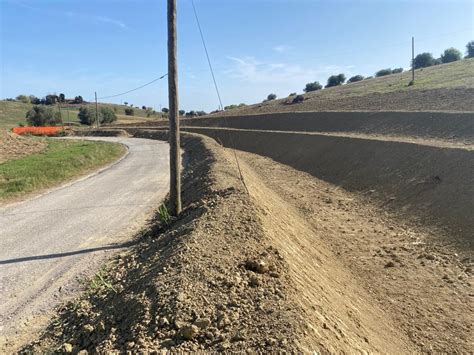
254 41 474 106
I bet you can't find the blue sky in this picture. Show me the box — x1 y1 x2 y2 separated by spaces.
1 0 473 112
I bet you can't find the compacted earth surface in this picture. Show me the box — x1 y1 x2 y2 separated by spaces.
23 131 472 353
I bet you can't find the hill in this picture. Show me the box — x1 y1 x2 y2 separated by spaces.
215 58 474 116
0 101 163 130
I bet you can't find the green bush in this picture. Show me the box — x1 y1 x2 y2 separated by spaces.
267 93 277 101
124 107 135 116
78 107 117 125
179 110 186 116
325 74 346 88
375 68 392 77
292 95 304 104
348 75 364 83
29 95 40 104
392 68 404 74
466 41 474 58
413 53 435 69
303 81 322 93
440 47 462 63
288 92 297 96
16 94 30 103
101 107 117 124
26 106 61 126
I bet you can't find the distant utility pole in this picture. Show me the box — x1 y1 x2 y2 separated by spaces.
412 36 415 83
168 0 182 215
58 100 64 128
95 92 100 129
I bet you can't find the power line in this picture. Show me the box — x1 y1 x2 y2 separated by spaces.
190 0 249 195
191 0 224 111
97 73 168 100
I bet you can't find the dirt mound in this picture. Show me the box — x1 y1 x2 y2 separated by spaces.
0 130 47 163
25 132 416 353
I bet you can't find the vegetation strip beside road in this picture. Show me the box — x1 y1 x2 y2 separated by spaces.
0 139 126 203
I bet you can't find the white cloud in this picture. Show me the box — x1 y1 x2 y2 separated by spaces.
15 2 127 29
225 56 354 85
273 45 292 53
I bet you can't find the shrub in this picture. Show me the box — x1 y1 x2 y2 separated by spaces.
325 74 346 88
124 107 134 116
303 81 322 93
292 95 304 104
466 41 474 58
440 47 462 63
267 93 277 101
225 104 238 110
100 107 117 124
238 103 246 107
16 95 30 103
413 52 435 69
185 111 197 117
74 96 84 104
59 93 65 102
146 107 154 117
433 58 442 65
375 68 392 77
162 107 169 113
45 94 59 105
196 111 207 116
78 107 95 125
179 110 186 116
29 95 40 104
78 107 117 125
26 106 61 126
142 105 147 110
392 68 404 74
288 92 297 96
348 75 364 83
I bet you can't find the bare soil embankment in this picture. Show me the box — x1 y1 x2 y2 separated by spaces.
115 111 474 144
26 131 425 353
0 130 47 163
180 126 474 251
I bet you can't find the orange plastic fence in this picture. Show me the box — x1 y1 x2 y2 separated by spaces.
12 126 63 136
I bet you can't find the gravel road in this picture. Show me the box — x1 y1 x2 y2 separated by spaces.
0 137 169 344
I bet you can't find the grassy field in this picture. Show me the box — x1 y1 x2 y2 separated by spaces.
0 138 126 202
0 100 162 130
214 58 474 115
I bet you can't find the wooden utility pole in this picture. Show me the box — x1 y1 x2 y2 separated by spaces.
95 92 100 129
167 0 182 215
412 36 415 83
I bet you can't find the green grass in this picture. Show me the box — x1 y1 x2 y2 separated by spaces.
0 100 162 130
0 138 126 202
